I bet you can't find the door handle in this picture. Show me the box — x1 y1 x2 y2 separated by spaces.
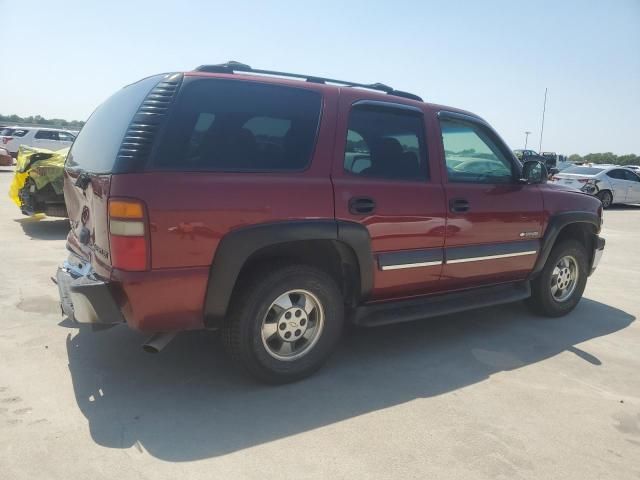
449 198 470 213
349 196 376 215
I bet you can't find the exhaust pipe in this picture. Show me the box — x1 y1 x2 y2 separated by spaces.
142 332 177 353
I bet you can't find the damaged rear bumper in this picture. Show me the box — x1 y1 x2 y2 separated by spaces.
56 255 125 325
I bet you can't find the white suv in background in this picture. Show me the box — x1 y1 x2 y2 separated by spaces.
0 127 76 157
551 165 640 208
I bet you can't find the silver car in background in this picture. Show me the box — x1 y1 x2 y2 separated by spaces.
551 165 640 208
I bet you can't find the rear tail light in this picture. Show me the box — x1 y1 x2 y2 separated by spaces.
108 198 149 271
2 137 12 144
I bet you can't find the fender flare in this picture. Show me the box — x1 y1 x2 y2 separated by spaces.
530 211 600 277
203 220 373 327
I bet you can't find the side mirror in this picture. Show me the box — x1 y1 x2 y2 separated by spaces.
521 160 548 184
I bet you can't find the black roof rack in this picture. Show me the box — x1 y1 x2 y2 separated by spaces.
194 61 423 102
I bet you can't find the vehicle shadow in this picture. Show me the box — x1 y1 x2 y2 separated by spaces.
66 298 634 462
15 217 69 240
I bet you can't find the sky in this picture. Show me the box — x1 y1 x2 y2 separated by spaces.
1 0 638 155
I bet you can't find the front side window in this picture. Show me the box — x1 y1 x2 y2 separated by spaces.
440 119 513 184
343 104 428 181
153 79 322 172
57 131 75 142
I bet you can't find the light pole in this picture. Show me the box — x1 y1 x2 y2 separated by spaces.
524 131 531 149
539 87 548 152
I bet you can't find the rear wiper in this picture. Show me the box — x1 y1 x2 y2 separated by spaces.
74 172 92 191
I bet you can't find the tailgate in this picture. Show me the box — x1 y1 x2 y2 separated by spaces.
63 170 112 276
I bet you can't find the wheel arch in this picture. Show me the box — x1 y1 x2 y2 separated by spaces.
530 211 600 278
203 220 373 328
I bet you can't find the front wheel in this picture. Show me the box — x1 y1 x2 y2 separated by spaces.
223 264 344 384
526 239 588 317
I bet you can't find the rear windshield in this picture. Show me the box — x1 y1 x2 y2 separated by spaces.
151 78 322 172
0 128 15 136
563 166 604 175
66 75 162 173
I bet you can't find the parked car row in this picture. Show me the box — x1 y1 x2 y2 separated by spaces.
8 146 68 217
550 164 640 208
0 126 76 158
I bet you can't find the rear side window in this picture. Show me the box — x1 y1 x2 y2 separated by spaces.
152 79 322 171
66 75 162 173
13 129 28 137
343 104 428 181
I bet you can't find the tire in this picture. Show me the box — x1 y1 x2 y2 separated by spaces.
526 239 588 317
223 264 344 384
597 190 612 209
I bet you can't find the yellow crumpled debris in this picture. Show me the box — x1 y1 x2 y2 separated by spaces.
8 145 68 207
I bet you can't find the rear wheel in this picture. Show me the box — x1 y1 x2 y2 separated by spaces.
527 239 588 317
597 190 612 209
223 264 344 384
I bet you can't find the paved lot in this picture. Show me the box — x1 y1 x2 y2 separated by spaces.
0 167 638 480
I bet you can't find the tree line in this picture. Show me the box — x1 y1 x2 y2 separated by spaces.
0 113 85 129
568 152 639 166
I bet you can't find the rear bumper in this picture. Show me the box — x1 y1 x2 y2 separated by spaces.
590 235 605 275
56 258 125 325
55 253 209 332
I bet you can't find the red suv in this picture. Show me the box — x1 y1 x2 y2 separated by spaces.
56 62 605 383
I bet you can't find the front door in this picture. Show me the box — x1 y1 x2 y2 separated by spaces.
437 112 544 290
332 92 447 301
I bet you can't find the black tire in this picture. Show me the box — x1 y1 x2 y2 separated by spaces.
597 190 613 209
526 239 588 317
223 264 344 384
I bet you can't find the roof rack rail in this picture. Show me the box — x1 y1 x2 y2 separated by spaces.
194 61 423 102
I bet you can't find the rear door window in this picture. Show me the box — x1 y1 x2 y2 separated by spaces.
13 129 29 137
607 169 626 180
153 79 322 172
35 130 56 140
343 104 428 181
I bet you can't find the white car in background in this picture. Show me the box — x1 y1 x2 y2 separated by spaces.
551 165 640 208
0 127 76 157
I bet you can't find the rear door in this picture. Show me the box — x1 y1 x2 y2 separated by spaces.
605 169 629 202
437 112 544 290
622 169 640 203
332 91 447 301
33 130 58 150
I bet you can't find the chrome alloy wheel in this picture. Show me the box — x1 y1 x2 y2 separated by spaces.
260 289 325 361
550 255 579 302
